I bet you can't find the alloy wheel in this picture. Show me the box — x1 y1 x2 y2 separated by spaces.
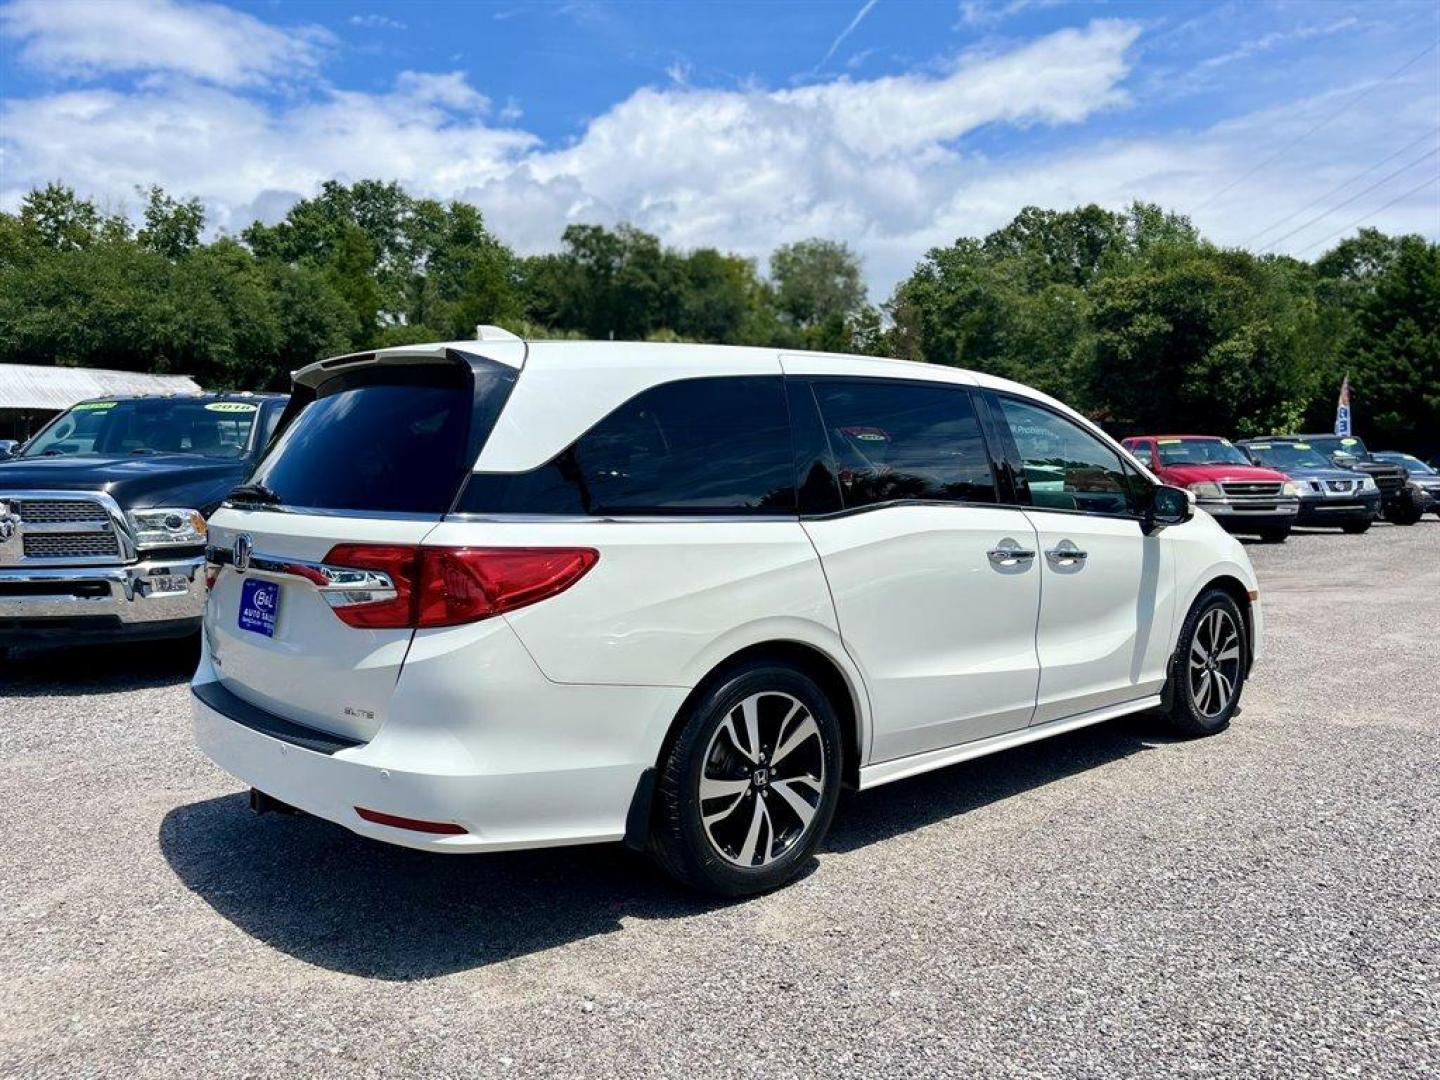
698 691 826 868
1189 607 1242 718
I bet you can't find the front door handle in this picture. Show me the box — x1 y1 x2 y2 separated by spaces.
987 545 1036 566
1045 545 1089 566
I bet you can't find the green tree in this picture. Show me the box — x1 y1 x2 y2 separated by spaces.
770 239 866 327
136 185 205 259
1342 237 1440 451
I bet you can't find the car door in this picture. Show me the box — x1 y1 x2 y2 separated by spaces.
990 393 1177 725
789 373 1041 763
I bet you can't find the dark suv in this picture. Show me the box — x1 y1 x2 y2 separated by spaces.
1374 452 1440 520
1262 435 1415 524
0 392 288 650
1237 439 1380 533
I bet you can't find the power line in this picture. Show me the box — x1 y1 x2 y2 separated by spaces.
1191 39 1439 214
1294 173 1440 256
1258 145 1439 252
1241 129 1439 247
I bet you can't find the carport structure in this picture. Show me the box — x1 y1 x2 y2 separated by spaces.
0 363 202 440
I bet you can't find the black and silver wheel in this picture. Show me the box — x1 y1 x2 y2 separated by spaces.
1165 589 1247 737
651 661 842 896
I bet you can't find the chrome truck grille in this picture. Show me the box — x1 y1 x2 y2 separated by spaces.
1221 481 1283 498
0 494 132 567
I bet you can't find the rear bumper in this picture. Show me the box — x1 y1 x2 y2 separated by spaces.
0 555 205 643
191 634 686 854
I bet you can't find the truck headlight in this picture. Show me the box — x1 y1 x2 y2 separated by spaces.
1281 481 1303 498
1188 481 1223 499
1358 476 1378 492
129 507 207 548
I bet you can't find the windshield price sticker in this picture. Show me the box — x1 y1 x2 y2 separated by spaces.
1158 438 1182 444
72 401 117 411
205 401 258 413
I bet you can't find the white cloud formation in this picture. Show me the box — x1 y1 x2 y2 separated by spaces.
0 0 331 87
1 5 1436 299
349 14 406 32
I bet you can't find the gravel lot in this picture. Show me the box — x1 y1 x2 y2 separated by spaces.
2 520 1437 1079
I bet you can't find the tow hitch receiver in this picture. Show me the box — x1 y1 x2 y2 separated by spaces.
249 788 300 816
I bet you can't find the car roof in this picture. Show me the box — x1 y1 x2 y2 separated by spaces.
1129 434 1227 441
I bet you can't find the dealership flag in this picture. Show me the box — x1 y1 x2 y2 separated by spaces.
1335 375 1352 436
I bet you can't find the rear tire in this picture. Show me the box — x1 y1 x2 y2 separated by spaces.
1341 521 1371 535
651 661 842 897
1164 589 1247 738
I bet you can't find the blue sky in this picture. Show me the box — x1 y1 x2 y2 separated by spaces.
2 0 1437 296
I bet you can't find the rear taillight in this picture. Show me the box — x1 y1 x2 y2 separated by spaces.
323 544 421 629
320 544 597 629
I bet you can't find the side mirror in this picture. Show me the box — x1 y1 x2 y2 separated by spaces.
0 440 19 460
1144 484 1192 533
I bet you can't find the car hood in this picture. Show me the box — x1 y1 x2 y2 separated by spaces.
0 454 248 512
1159 463 1290 485
1276 465 1373 482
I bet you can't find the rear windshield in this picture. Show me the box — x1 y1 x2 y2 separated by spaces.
23 399 259 459
246 364 504 515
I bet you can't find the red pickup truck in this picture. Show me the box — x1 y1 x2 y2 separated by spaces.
1122 434 1301 542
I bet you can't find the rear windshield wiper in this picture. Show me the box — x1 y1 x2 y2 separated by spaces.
227 482 283 506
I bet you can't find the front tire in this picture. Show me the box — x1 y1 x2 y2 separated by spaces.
1257 527 1290 543
1164 590 1247 738
1341 521 1371 535
651 661 842 897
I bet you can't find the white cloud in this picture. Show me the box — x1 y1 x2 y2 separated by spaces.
1200 17 1360 70
349 14 406 32
816 0 880 72
0 0 331 87
2 7 1435 299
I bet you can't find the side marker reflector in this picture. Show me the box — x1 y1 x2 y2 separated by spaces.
354 807 467 835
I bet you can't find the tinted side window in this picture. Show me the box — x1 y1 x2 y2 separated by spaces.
809 379 996 510
996 396 1143 517
459 376 795 516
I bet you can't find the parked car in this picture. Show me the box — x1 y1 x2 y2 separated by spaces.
1373 452 1440 519
0 392 288 652
1236 439 1380 533
1120 435 1300 542
193 335 1263 896
1264 435 1415 524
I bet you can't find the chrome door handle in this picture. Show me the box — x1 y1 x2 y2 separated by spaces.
1045 547 1089 565
987 546 1036 566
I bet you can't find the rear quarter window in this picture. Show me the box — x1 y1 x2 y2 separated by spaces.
458 375 795 516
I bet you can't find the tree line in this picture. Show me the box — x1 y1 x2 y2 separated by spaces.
1 180 1435 454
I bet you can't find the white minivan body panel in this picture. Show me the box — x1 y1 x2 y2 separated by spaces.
802 506 1042 762
204 507 436 742
423 518 844 690
1023 509 1176 724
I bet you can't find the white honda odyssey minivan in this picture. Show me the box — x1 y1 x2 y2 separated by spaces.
194 331 1262 895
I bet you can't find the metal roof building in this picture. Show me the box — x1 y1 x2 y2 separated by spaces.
0 363 203 440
